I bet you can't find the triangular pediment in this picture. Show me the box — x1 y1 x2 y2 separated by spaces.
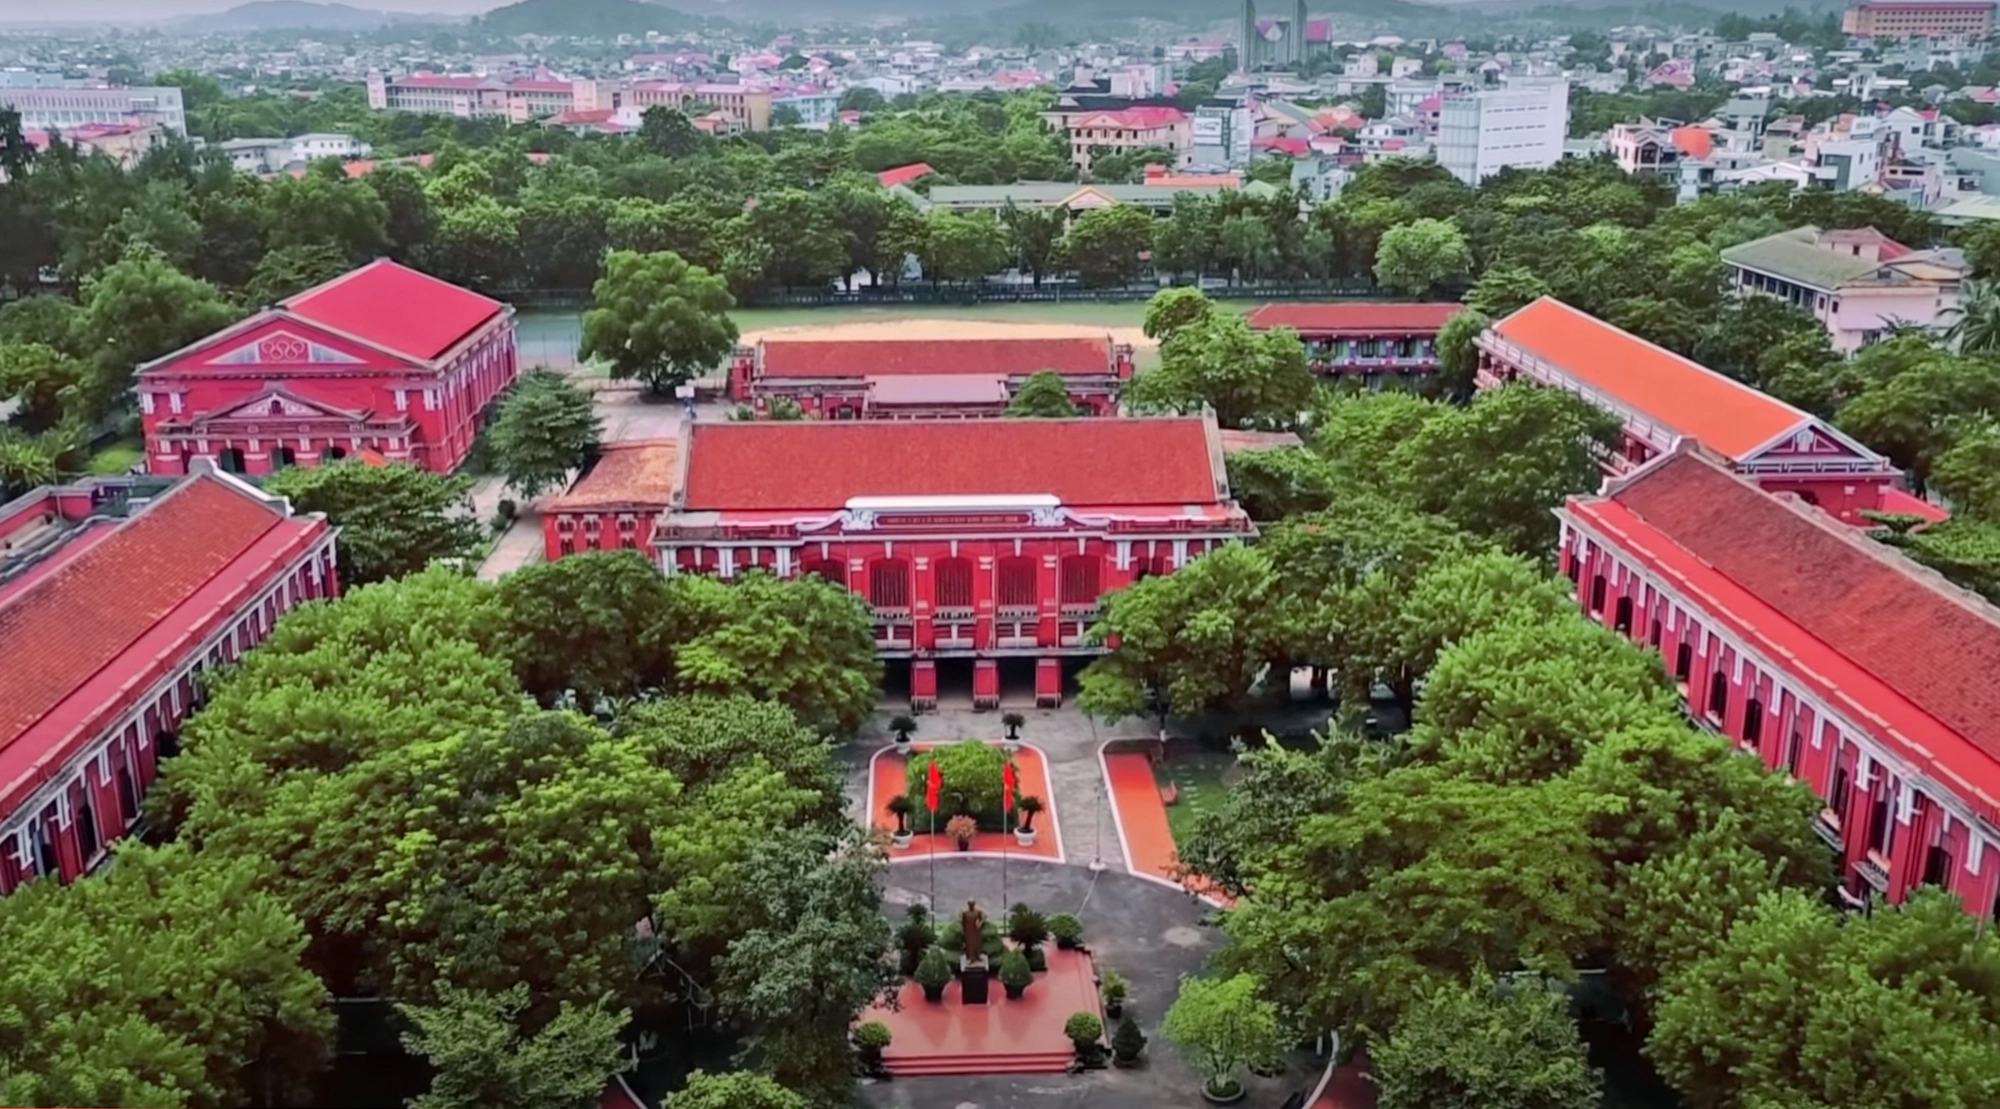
1740 420 1889 470
190 387 371 426
139 311 421 381
207 328 366 367
1063 187 1118 210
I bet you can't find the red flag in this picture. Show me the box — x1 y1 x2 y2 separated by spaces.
1002 761 1018 813
925 758 941 814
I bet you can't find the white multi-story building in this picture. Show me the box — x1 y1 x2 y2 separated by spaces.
0 84 187 137
1436 78 1569 185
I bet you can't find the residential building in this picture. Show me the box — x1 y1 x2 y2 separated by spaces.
1561 446 2000 918
1244 302 1464 379
1720 226 1967 352
218 137 293 174
727 336 1135 418
0 84 186 137
626 81 773 132
1046 105 1193 174
365 73 630 127
289 132 372 161
923 170 1247 214
646 417 1254 708
1477 298 1915 525
24 121 168 168
1609 118 1716 175
137 261 519 477
1436 79 1570 185
1842 0 1996 39
0 470 336 894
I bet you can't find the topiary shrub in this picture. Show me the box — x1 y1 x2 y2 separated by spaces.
905 740 1010 827
1112 1015 1147 1064
915 947 953 1001
1065 1011 1105 1050
853 1020 892 1066
1050 912 1084 950
999 950 1033 999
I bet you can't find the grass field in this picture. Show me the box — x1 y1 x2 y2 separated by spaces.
1155 746 1238 848
88 439 145 476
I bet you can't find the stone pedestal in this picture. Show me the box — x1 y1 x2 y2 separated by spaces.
959 956 991 1005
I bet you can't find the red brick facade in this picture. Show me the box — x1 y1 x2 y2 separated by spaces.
727 336 1134 418
1246 302 1463 378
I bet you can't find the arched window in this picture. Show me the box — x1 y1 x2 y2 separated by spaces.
997 556 1037 609
1674 642 1693 681
870 559 911 609
1708 671 1729 721
217 447 247 474
273 446 297 469
935 557 974 611
1613 596 1633 635
1589 574 1607 614
1742 699 1764 747
1060 555 1101 606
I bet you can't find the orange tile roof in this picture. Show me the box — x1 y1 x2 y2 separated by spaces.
759 337 1114 379
545 440 680 511
1491 298 1807 460
1246 302 1463 335
0 477 288 754
680 418 1220 512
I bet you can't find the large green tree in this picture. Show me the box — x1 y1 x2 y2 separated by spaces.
399 984 627 1109
1059 204 1155 287
668 571 883 736
1374 217 1472 297
1077 542 1275 722
495 550 678 708
266 461 483 586
1126 311 1316 429
1004 369 1080 418
76 244 239 417
1373 977 1602 1109
579 250 740 392
487 369 603 499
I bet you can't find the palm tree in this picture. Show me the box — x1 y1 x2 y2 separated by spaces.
1001 712 1026 741
1944 278 2000 354
889 713 918 746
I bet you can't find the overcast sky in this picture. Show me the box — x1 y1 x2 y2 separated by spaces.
0 0 505 21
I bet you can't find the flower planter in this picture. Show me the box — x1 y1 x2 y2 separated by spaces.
1112 1052 1142 1068
1003 984 1026 1000
954 839 971 852
892 830 913 849
920 985 946 1003
1200 1078 1246 1104
1105 1001 1124 1019
1015 827 1037 847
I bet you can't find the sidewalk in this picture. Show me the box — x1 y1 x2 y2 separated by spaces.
468 474 544 581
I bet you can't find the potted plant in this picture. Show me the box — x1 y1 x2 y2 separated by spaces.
915 947 953 1003
945 814 978 851
1049 912 1084 951
998 950 1033 1000
1111 1015 1147 1067
1064 1012 1105 1063
887 795 914 849
1160 973 1285 1105
1015 794 1043 846
889 713 918 747
1008 903 1050 971
897 905 935 976
1001 711 1025 747
1100 969 1130 1018
853 1021 892 1070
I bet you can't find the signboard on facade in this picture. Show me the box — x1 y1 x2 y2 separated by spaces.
1192 115 1225 142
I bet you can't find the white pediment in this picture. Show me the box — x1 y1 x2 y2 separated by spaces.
208 330 365 367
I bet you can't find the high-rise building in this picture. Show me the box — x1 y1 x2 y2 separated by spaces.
1436 78 1570 185
1293 0 1309 64
1842 0 1995 38
1240 0 1259 71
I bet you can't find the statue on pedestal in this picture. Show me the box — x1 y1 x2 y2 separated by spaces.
960 900 986 957
958 900 992 1004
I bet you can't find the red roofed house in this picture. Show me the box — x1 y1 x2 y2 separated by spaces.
1246 302 1464 379
543 440 680 562
1478 298 1905 525
137 260 519 477
1563 446 2000 918
0 469 336 894
878 162 935 189
651 416 1253 708
1044 105 1192 175
728 336 1135 418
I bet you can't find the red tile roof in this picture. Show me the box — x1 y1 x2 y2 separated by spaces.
877 162 935 189
680 418 1220 511
1492 298 1807 460
285 260 506 363
758 337 1114 379
1076 106 1187 129
0 477 307 781
545 440 679 511
1247 302 1463 335
1579 451 2000 821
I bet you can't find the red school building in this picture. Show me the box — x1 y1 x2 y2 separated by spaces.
727 336 1135 419
1477 297 1928 526
648 416 1253 708
1562 446 2000 918
137 260 519 476
0 468 336 893
1244 302 1464 379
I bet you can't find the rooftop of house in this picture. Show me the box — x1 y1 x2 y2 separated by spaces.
1488 297 1816 461
1245 302 1464 335
756 337 1114 379
282 259 509 363
1720 225 1966 291
1573 448 2000 824
677 417 1224 513
0 473 324 810
877 162 935 189
545 440 680 512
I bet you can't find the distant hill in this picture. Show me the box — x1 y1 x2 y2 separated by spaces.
476 0 702 36
166 1 442 32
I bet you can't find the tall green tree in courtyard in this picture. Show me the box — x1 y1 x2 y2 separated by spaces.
1059 204 1155 287
668 570 883 736
487 370 603 500
496 550 679 708
1126 311 1316 429
76 243 239 417
1373 976 1602 1109
1142 286 1215 342
1159 974 1286 1101
267 461 483 586
0 340 85 433
1374 217 1471 297
399 984 626 1109
1432 308 1489 401
1078 542 1276 723
666 1071 807 1109
1004 370 1079 418
579 249 739 393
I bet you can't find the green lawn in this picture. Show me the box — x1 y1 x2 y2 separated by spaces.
88 439 145 476
1156 747 1238 847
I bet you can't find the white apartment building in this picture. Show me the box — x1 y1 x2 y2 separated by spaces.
1436 78 1570 185
0 85 187 137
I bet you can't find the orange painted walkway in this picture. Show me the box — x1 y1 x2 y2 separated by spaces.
1103 749 1232 905
872 744 1062 861
1313 1053 1377 1109
862 946 1100 1075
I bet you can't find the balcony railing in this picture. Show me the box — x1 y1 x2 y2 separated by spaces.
1857 855 1891 892
872 606 912 621
997 604 1038 620
1814 812 1844 849
935 605 975 622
